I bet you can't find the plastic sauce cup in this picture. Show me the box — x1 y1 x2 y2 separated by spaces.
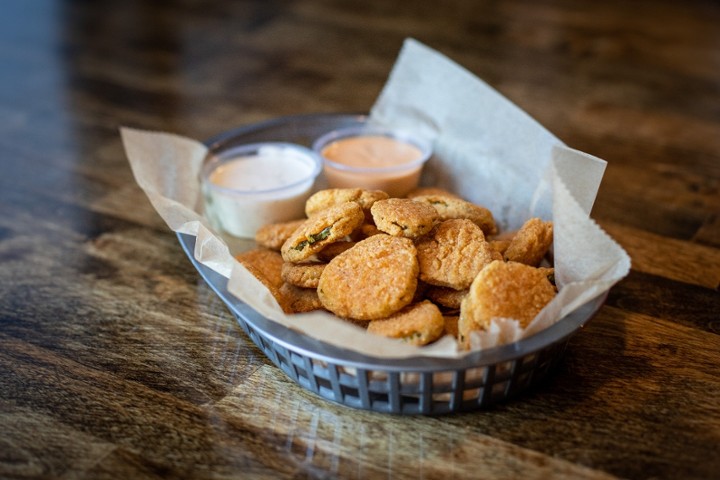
201 142 321 238
312 125 432 197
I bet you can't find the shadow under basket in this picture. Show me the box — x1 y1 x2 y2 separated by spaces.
182 113 607 415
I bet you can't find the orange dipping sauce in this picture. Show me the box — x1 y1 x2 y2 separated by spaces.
314 127 431 197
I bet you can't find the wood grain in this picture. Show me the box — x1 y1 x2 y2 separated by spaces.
1 0 719 479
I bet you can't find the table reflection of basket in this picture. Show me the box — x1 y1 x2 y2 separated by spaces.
180 113 607 415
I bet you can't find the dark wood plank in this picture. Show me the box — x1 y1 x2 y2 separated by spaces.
600 220 720 289
1 0 719 479
605 271 720 334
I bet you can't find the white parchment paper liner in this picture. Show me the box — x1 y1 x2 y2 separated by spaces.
121 38 630 359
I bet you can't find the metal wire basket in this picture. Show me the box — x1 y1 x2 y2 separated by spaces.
179 113 607 415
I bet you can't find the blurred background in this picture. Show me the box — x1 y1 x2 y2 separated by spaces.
3 0 718 239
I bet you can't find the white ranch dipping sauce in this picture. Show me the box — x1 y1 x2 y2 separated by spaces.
202 143 320 238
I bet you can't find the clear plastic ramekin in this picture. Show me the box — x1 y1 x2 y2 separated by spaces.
201 142 321 238
312 124 432 197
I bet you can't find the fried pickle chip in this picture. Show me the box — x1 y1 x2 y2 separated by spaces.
281 201 364 263
406 187 460 200
416 219 496 290
370 198 438 239
305 188 389 218
318 234 418 320
426 285 469 310
247 186 562 351
488 239 512 257
281 262 326 289
255 219 306 251
316 241 356 262
235 248 288 311
443 315 459 338
504 218 553 267
458 261 557 346
367 300 444 346
351 223 383 241
412 194 497 236
235 248 284 290
279 283 324 313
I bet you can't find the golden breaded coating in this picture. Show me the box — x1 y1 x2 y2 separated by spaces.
412 194 497 236
235 248 284 290
406 187 460 200
305 188 360 216
318 235 418 320
488 239 512 257
493 229 517 241
279 283 324 313
370 198 438 239
351 223 383 241
255 219 306 251
416 219 496 290
458 261 557 346
248 185 561 351
367 301 444 346
504 218 553 267
443 315 459 338
426 286 469 310
235 248 288 311
305 188 389 218
281 202 364 263
281 262 326 289
316 241 356 262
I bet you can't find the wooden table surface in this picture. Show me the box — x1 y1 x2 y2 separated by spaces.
1 1 719 479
